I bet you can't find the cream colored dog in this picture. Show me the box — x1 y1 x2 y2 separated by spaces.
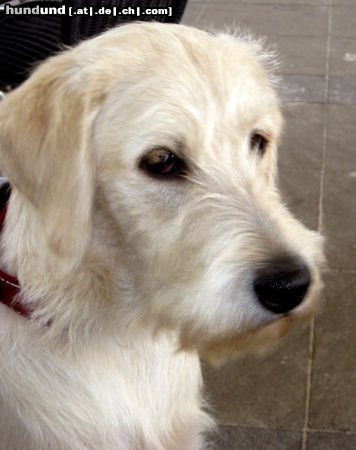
0 23 323 449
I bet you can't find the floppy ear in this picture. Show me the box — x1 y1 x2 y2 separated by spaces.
0 53 105 259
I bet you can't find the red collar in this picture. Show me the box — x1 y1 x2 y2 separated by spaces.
0 182 32 319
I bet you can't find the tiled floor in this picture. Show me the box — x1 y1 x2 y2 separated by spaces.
182 1 356 449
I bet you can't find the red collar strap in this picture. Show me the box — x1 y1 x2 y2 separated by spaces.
0 182 32 319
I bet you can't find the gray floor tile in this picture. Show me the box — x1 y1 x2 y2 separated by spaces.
279 166 320 230
326 105 356 171
209 425 302 450
307 430 356 449
330 37 356 78
328 77 356 104
332 6 356 38
279 103 324 170
197 4 329 37
309 272 356 432
202 325 310 429
271 35 326 76
333 0 356 5
323 168 356 270
280 76 325 103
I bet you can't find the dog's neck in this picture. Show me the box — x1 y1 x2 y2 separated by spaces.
0 181 32 318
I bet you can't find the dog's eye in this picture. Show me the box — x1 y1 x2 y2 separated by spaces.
139 149 186 178
250 133 269 156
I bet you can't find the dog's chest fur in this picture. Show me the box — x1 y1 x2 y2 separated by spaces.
0 321 208 449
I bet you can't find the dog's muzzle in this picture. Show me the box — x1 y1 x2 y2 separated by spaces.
253 256 311 314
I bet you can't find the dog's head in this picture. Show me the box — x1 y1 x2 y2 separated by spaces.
0 23 323 363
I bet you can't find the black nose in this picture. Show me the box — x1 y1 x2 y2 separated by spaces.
253 257 311 314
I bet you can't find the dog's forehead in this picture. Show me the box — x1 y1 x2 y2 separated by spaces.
93 24 281 164
155 37 276 122
111 28 276 109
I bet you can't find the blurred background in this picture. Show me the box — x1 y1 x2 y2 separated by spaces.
182 1 356 449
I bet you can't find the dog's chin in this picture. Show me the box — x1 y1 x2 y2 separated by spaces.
195 316 293 367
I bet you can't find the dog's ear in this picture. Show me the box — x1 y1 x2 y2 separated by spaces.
0 53 106 259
